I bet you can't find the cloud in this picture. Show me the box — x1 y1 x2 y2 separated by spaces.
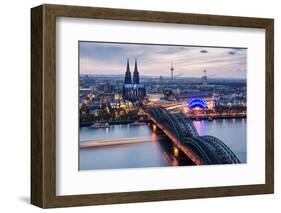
79 42 247 78
200 49 208 53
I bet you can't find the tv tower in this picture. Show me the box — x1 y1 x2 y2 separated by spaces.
170 62 174 81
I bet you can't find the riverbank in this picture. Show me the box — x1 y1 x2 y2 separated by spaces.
190 115 246 120
80 120 136 127
80 116 246 127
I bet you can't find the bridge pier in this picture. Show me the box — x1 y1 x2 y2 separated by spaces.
148 121 162 133
137 113 148 122
171 146 196 165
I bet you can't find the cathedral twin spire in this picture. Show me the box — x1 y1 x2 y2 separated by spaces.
124 58 132 84
124 58 139 84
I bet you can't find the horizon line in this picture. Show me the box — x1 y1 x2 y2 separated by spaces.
80 73 246 80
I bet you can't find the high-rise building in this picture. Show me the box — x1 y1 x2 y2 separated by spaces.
122 58 146 102
202 70 208 86
159 75 163 83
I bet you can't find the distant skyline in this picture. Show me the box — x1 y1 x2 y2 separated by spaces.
79 42 247 79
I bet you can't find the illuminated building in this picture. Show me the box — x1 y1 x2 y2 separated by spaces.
163 90 173 100
188 98 208 110
97 93 114 104
147 93 164 102
187 97 216 110
114 93 121 101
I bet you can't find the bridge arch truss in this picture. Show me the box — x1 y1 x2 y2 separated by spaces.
147 108 240 165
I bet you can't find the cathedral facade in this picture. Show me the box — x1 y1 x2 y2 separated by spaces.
122 58 146 102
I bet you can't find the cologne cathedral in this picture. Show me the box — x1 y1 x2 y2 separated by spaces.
122 58 146 102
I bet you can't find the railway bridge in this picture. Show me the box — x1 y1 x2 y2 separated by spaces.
146 108 240 165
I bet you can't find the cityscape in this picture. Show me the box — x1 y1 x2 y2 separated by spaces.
79 42 247 170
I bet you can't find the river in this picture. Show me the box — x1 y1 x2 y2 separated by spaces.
79 119 246 170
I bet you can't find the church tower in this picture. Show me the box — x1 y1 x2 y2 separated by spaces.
123 58 146 102
124 58 132 84
133 58 140 84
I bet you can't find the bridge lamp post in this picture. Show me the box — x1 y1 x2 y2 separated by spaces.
152 124 157 132
173 147 179 158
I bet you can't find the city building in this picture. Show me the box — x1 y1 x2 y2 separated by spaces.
97 93 115 104
163 89 173 100
147 93 165 102
159 75 163 83
187 97 216 111
122 58 146 102
79 87 92 96
103 82 113 93
188 98 208 110
202 70 208 86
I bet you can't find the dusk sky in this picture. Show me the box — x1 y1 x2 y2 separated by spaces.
79 42 247 79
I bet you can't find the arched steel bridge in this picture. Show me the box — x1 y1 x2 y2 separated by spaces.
146 108 240 165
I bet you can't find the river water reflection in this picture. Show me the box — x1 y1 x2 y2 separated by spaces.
79 119 246 170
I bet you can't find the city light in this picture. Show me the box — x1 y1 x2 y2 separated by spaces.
79 42 247 171
188 98 208 109
173 147 179 157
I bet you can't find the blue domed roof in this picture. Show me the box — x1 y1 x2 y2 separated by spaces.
188 98 208 109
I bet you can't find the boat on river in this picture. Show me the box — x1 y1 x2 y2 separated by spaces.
208 116 214 121
89 122 110 129
129 121 146 126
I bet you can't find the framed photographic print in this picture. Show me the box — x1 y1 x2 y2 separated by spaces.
31 4 274 208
